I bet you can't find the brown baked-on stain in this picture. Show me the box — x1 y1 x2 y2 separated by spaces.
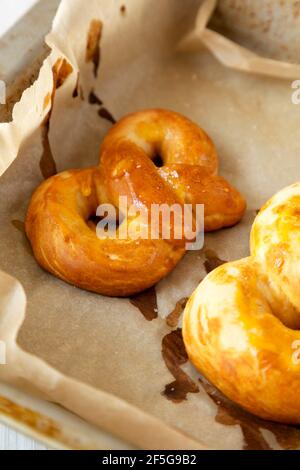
88 90 116 125
11 219 25 234
98 107 116 124
162 329 199 403
40 120 57 180
43 92 51 111
40 59 73 180
166 298 188 328
11 220 33 257
86 19 103 78
73 76 84 100
89 90 103 106
53 59 73 90
204 249 227 274
120 5 126 14
0 395 60 438
130 287 158 321
0 395 86 450
199 378 300 450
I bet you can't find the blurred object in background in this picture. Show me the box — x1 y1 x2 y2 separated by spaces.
214 0 300 63
0 0 44 450
0 0 38 37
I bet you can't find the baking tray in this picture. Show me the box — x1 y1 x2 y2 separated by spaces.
0 0 131 450
2 0 299 451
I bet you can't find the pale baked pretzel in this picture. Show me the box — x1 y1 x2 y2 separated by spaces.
26 109 245 297
183 183 300 423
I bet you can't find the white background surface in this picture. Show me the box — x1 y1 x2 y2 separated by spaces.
0 0 46 450
0 0 39 36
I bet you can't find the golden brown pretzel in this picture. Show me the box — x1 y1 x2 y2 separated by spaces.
183 183 300 423
26 109 246 297
101 110 246 231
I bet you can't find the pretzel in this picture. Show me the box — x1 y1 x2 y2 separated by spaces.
183 183 300 423
26 109 246 297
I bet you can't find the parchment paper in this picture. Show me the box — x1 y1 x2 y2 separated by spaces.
0 0 300 450
179 0 300 79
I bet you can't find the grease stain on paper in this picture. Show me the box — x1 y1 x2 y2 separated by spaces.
98 107 117 124
199 378 300 450
130 287 158 321
89 90 103 106
73 76 84 100
162 329 199 403
11 219 25 234
88 89 116 125
40 121 57 180
40 59 73 180
43 92 51 111
204 249 227 274
0 395 90 450
53 59 73 90
86 19 103 78
166 298 188 328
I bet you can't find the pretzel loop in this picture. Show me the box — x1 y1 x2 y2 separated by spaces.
26 109 245 297
183 182 300 423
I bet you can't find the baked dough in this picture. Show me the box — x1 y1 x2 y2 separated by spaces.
26 109 245 297
183 183 300 423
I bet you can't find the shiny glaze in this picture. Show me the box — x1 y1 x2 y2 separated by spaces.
26 109 245 297
183 183 300 423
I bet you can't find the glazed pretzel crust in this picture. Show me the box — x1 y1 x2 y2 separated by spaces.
183 183 300 423
26 109 246 297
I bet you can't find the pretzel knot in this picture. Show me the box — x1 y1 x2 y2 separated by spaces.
183 183 300 423
26 109 245 297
